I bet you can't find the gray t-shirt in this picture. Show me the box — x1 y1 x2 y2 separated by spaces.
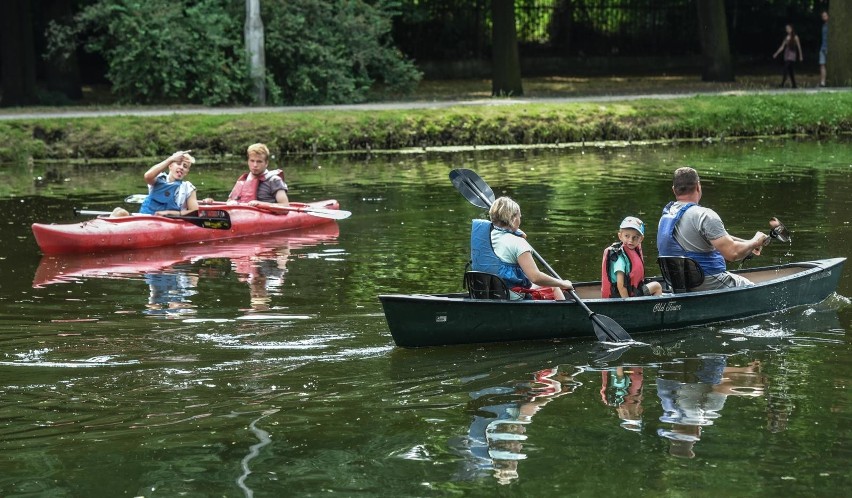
257 175 288 203
668 201 729 252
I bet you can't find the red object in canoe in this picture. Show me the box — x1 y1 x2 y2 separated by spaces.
32 200 340 255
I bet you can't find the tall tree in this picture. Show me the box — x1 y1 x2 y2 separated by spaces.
826 3 851 86
0 0 38 106
43 0 83 101
695 0 734 82
491 0 523 96
245 0 266 105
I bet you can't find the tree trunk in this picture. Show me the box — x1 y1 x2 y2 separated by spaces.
491 0 523 96
695 0 734 82
245 0 266 105
549 0 574 54
42 0 83 101
826 4 852 86
0 0 38 106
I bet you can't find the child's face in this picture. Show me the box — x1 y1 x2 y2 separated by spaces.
618 228 643 250
169 159 191 180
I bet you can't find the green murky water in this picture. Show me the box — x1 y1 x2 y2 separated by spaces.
1 139 850 496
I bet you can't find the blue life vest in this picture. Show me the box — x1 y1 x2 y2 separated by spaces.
657 202 727 276
470 219 532 288
140 174 182 214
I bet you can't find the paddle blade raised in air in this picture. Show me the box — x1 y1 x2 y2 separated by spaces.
449 169 496 209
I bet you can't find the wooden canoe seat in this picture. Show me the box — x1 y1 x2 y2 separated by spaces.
657 257 705 293
464 271 510 300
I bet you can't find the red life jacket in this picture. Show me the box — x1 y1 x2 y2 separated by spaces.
600 242 645 298
228 169 285 203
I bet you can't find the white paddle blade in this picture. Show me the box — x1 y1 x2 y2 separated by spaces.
307 208 351 220
124 194 148 204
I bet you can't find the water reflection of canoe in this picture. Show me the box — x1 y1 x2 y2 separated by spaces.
380 258 846 348
32 222 340 288
31 200 340 255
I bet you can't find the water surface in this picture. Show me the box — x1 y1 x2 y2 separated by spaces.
1 139 850 496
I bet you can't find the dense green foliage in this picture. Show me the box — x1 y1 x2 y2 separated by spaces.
48 0 252 105
1 92 850 163
47 0 420 105
263 0 421 104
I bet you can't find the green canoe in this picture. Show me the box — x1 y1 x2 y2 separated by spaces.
379 258 846 348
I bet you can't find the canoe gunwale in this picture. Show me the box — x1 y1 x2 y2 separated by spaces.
380 259 842 305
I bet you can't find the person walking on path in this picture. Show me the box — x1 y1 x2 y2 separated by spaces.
819 11 829 87
773 24 803 88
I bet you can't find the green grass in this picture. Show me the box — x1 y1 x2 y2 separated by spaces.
1 92 850 163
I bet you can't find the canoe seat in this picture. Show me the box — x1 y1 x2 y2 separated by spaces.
464 271 510 300
657 257 704 293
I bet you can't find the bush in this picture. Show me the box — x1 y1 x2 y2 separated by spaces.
48 0 254 105
262 0 421 104
47 0 420 106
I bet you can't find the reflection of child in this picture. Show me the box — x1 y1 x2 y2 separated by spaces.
599 367 644 432
601 216 662 298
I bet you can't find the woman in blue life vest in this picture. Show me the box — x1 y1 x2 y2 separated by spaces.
481 196 573 300
600 216 662 298
112 151 199 217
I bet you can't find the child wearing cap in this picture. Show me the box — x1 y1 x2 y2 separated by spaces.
601 216 663 298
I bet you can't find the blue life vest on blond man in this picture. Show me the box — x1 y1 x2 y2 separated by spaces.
470 219 532 288
140 175 182 214
657 202 727 276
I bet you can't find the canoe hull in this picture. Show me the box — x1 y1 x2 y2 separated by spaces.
379 258 846 348
32 200 340 255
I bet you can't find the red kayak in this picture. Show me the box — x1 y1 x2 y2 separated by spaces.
33 222 340 287
32 200 341 255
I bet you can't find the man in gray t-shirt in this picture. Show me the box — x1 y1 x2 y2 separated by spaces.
658 167 769 291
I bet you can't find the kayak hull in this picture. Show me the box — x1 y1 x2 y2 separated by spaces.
32 200 340 255
379 258 846 348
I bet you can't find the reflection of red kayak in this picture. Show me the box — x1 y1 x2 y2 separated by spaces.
32 200 340 255
32 222 340 288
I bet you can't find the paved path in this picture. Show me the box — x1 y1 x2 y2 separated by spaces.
0 87 844 121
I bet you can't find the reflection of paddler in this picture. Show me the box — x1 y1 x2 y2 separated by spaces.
144 271 198 316
656 355 764 458
232 246 291 311
452 366 579 484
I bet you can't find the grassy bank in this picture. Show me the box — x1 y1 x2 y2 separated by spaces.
1 92 850 163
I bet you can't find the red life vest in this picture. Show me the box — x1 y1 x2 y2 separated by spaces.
228 169 285 203
600 242 645 298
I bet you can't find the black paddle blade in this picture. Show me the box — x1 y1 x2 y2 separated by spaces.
769 217 791 243
449 169 496 209
592 314 633 343
165 210 231 230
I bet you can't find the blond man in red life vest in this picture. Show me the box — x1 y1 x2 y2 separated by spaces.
204 143 289 208
601 217 663 298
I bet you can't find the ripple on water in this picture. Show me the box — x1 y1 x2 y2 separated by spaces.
718 324 794 339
